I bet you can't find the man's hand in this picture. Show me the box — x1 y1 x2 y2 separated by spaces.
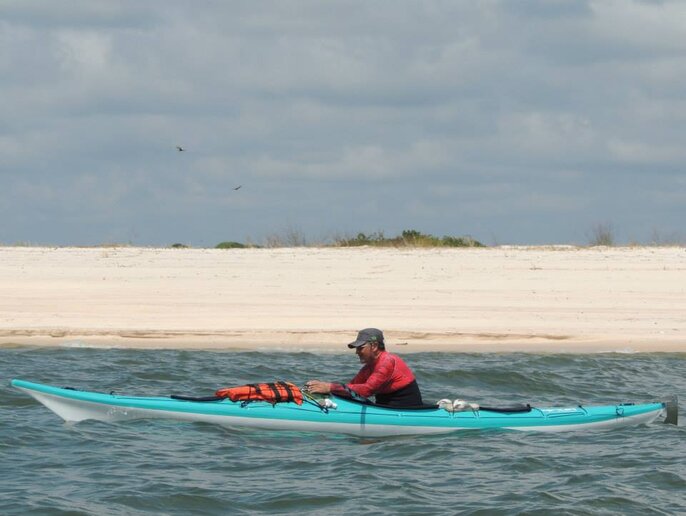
304 380 331 394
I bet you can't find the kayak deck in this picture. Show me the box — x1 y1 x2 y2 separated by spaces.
11 379 677 437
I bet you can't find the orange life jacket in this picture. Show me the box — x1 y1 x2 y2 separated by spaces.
215 381 303 405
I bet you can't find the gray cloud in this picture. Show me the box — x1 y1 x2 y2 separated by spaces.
1 0 685 246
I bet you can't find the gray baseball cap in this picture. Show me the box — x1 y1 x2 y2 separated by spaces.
348 328 384 348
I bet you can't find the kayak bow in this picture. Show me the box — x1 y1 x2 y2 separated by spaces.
11 379 678 437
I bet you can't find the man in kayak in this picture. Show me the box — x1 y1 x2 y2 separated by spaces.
305 328 423 407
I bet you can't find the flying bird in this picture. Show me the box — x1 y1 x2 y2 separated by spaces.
176 145 185 152
233 185 242 191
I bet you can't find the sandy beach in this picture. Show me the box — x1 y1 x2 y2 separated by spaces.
0 246 684 352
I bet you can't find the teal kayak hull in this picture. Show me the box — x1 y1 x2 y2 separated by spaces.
11 379 676 437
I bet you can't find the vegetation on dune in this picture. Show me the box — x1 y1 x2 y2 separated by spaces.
209 229 483 249
264 226 307 248
333 229 484 248
215 241 248 249
6 223 686 249
587 223 615 247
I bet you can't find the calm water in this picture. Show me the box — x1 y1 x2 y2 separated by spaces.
1 348 685 515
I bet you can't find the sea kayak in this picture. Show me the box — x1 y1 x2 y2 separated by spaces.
11 379 677 438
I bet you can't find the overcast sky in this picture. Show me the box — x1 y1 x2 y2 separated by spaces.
2 0 685 246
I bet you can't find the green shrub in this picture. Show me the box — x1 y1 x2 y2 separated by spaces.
335 231 386 246
334 230 483 248
215 241 246 249
441 235 484 247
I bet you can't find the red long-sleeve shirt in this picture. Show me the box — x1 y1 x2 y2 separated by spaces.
330 351 416 399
